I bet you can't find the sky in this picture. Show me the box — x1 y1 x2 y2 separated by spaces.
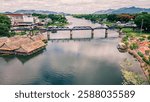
1 0 150 13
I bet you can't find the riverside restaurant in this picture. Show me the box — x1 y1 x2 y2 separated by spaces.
0 34 47 56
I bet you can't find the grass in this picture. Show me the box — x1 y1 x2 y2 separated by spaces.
102 21 114 26
122 28 150 37
48 23 66 27
122 28 134 33
47 22 69 27
14 29 44 35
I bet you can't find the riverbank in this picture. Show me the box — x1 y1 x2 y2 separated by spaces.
121 28 150 82
128 49 149 81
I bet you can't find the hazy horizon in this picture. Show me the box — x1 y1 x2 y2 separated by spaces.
1 0 150 13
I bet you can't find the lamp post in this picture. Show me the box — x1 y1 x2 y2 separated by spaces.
140 19 144 34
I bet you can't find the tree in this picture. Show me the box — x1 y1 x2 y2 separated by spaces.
117 14 134 23
48 14 67 25
0 14 11 36
134 14 150 32
73 14 108 23
107 14 117 22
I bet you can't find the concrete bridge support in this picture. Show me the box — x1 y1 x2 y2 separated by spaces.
91 29 94 39
105 28 108 38
70 30 73 39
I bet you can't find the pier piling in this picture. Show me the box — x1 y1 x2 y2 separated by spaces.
105 28 108 38
70 30 73 40
91 29 94 39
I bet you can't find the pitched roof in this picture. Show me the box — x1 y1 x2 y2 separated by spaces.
0 37 33 50
8 36 22 42
0 43 12 51
0 37 9 47
0 35 46 54
16 40 46 53
31 34 47 41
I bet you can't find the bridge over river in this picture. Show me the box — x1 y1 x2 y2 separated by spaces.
12 24 136 40
46 26 109 39
47 24 136 39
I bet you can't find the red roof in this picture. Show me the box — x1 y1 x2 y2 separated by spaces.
6 14 23 17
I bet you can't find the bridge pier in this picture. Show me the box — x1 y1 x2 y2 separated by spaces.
105 28 108 38
91 29 94 39
47 32 50 40
70 30 73 40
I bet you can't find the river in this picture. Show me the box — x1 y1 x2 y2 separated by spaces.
0 16 143 85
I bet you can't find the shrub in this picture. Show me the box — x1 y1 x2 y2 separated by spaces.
122 28 133 33
137 52 144 57
142 57 150 65
139 37 145 41
130 43 139 50
8 32 16 37
124 41 129 46
145 50 150 55
148 36 150 40
122 36 128 42
126 33 136 38
20 32 26 35
140 35 147 38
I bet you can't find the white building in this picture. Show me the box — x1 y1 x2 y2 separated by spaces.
23 14 34 23
6 14 34 27
39 18 52 26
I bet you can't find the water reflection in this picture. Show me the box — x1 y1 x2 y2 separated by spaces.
50 38 92 42
16 50 46 64
42 39 127 85
26 66 74 85
1 55 16 63
0 50 46 64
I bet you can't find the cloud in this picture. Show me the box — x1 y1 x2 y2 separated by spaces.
1 0 150 13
